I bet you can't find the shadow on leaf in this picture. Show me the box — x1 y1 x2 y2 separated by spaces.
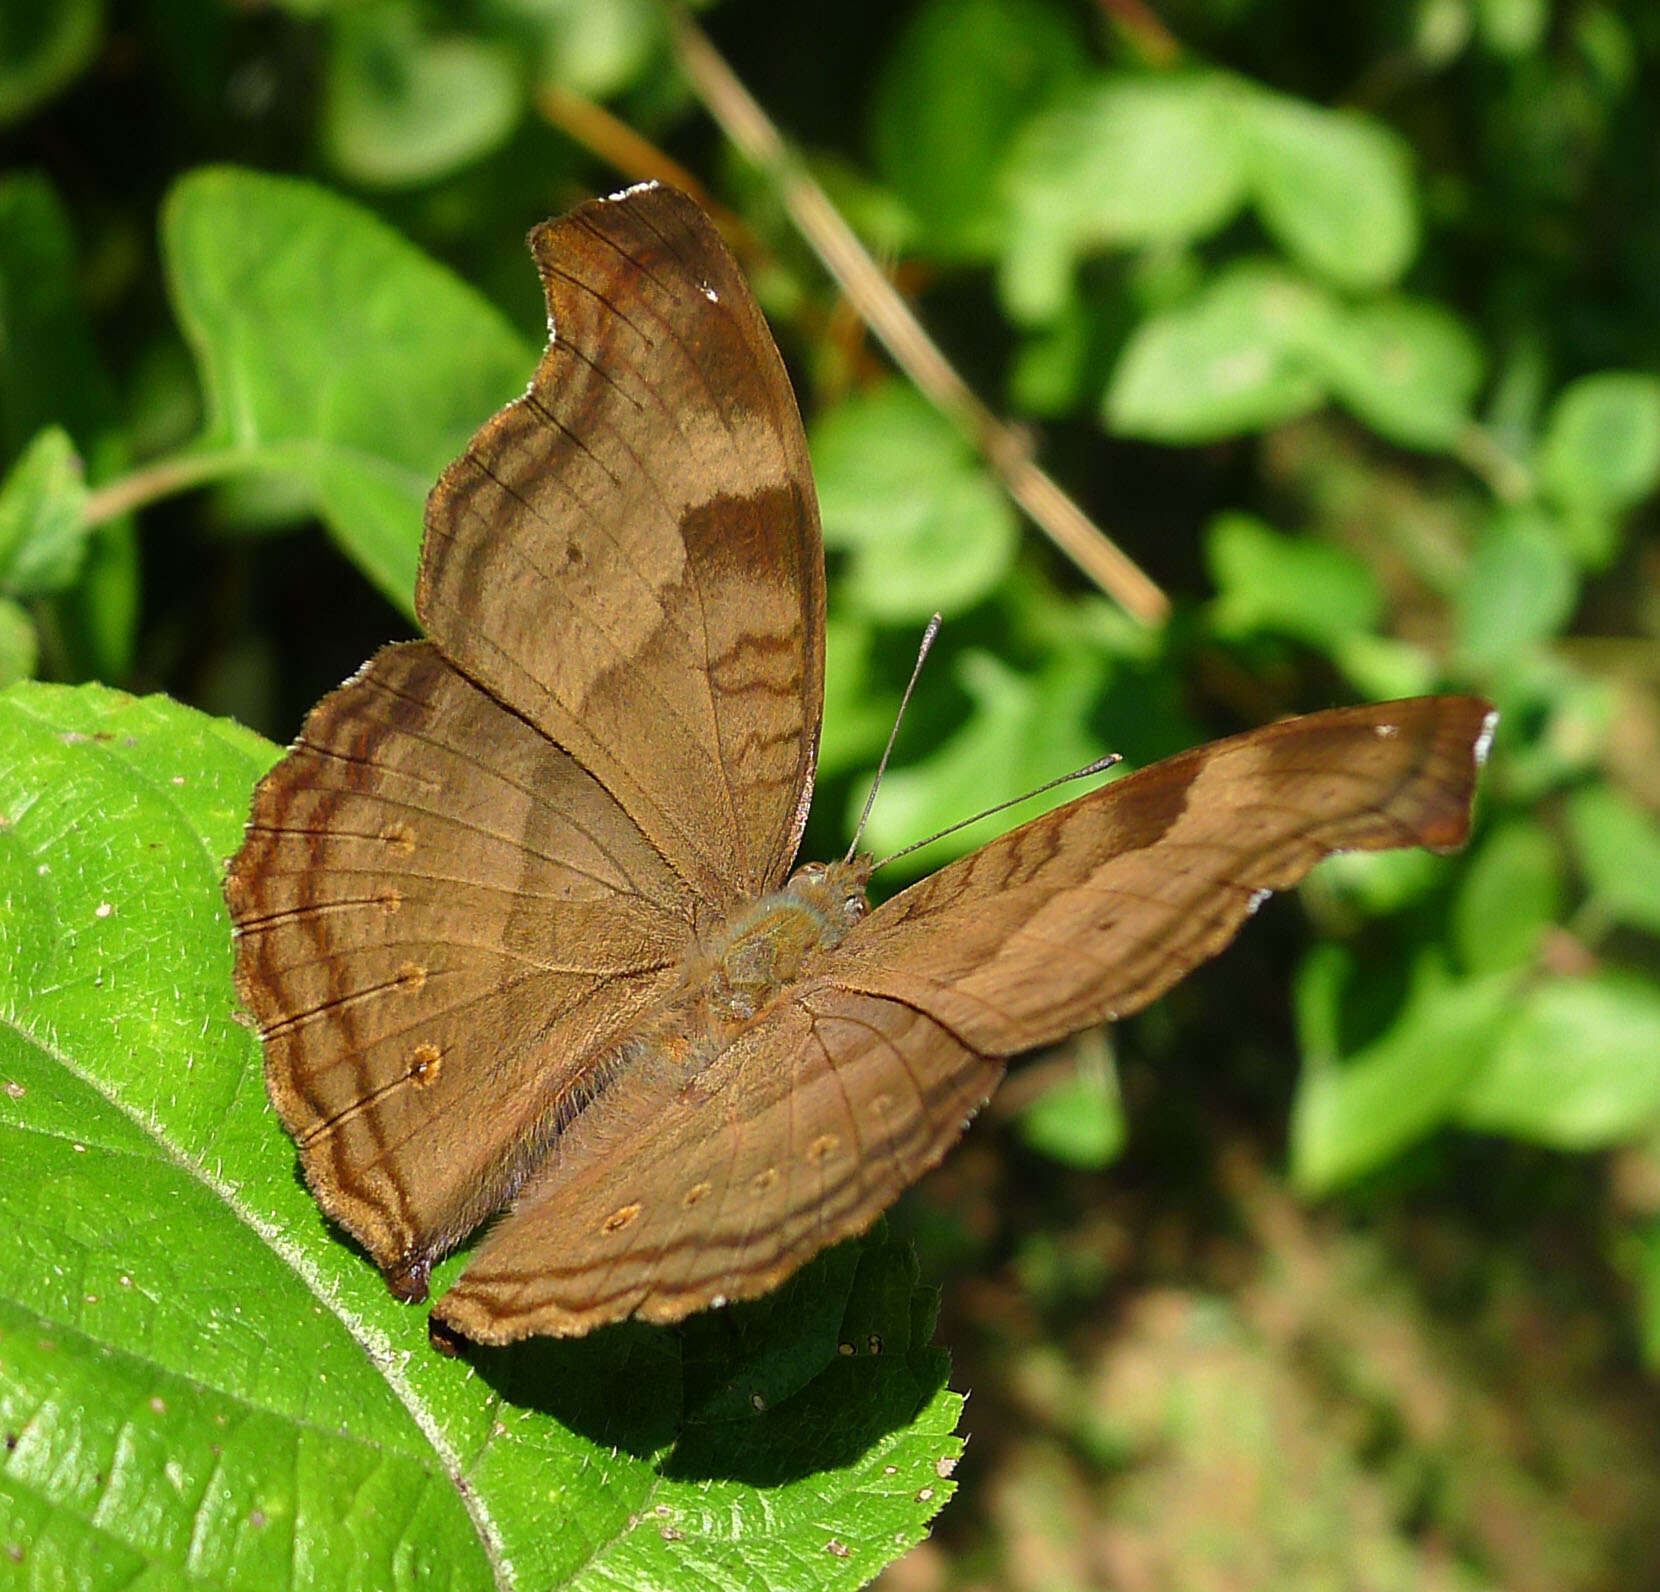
449 1223 953 1485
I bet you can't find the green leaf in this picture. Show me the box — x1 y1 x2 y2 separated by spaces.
1205 511 1380 651
1299 297 1485 451
0 426 89 595
163 167 534 611
1016 1040 1126 1171
1451 819 1563 974
1537 371 1660 517
0 681 962 1589
1477 0 1549 54
510 0 663 100
1327 632 1440 701
1305 845 1448 919
0 0 101 124
0 173 114 459
1488 653 1615 804
852 645 1109 876
999 74 1250 323
1453 506 1577 670
0 596 35 686
811 381 1016 621
1456 975 1660 1148
870 0 1086 261
1291 956 1516 1193
0 173 136 680
1104 262 1333 442
324 0 523 189
818 616 899 778
1244 93 1418 292
1565 784 1660 938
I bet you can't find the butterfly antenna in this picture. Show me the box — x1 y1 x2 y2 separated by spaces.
845 612 943 863
870 753 1122 875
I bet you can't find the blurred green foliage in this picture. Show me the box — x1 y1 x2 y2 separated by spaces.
5 0 1660 1587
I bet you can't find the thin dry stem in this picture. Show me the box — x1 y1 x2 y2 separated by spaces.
665 6 1170 627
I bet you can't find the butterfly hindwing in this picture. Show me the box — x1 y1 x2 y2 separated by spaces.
228 641 692 1294
432 986 1002 1341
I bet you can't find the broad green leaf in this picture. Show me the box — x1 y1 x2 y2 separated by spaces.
1291 956 1516 1193
1104 262 1332 442
1205 511 1380 651
0 681 963 1591
163 167 533 611
1456 975 1660 1148
852 645 1109 876
811 382 1016 621
1299 297 1485 451
1453 506 1577 670
1451 819 1563 974
0 0 101 124
324 0 522 188
1537 371 1660 518
999 74 1249 323
1565 784 1660 938
870 0 1086 261
1244 94 1418 292
0 426 89 595
1016 1040 1126 1171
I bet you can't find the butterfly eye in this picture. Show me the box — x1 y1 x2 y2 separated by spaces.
843 895 866 919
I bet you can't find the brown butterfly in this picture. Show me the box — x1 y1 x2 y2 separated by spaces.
225 183 1493 1346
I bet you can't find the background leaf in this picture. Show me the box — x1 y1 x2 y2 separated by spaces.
0 426 89 596
1299 297 1484 452
1456 975 1660 1148
1537 371 1660 516
324 1 523 189
0 0 101 124
163 167 533 610
1104 262 1332 441
1291 958 1516 1193
1244 94 1418 291
998 74 1249 323
811 381 1016 621
1205 511 1381 650
1565 785 1660 938
870 0 1085 262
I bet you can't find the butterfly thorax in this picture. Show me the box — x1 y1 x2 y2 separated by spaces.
695 857 872 1026
596 859 871 1097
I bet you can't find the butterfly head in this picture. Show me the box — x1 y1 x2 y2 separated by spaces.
786 856 873 946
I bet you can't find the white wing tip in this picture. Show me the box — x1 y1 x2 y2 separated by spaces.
602 179 663 204
1473 707 1499 768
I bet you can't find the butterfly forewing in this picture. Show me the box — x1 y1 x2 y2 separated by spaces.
432 987 1002 1342
228 641 692 1291
830 697 1494 1055
417 184 825 909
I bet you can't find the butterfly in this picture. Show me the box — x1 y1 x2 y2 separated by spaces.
225 182 1493 1345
